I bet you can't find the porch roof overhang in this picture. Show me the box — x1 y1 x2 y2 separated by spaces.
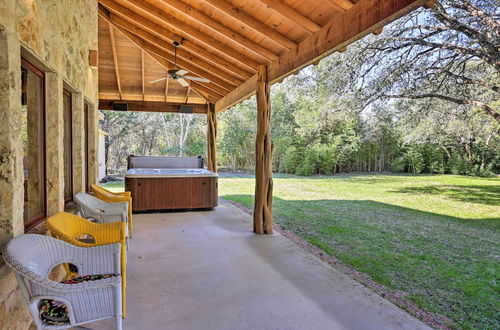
97 0 434 114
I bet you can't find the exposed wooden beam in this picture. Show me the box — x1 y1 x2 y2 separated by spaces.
215 0 429 112
184 86 191 103
109 14 244 87
158 0 278 61
257 0 321 33
106 0 260 71
99 100 208 114
190 81 224 99
99 3 253 79
326 0 354 11
165 78 169 102
191 83 221 104
203 0 296 50
108 22 122 100
141 50 145 101
100 12 235 95
254 65 273 234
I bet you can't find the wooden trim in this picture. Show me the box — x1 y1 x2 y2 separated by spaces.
108 22 122 100
254 65 273 234
21 57 47 230
206 103 217 172
257 0 321 33
88 49 99 67
158 0 278 61
99 100 208 114
165 78 169 102
204 0 296 50
215 0 428 112
100 0 260 71
98 3 253 79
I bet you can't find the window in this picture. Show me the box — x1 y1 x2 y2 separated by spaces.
21 58 46 228
84 102 89 191
63 90 73 202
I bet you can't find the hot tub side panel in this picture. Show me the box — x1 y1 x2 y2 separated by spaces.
125 176 218 211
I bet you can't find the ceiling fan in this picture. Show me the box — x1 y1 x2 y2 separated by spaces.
149 40 211 87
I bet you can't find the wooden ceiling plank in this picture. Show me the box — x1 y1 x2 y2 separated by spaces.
158 0 279 61
190 81 224 99
190 83 217 104
215 0 429 112
114 24 234 95
109 14 245 87
203 0 296 50
326 0 354 11
109 0 261 71
100 10 235 94
99 99 208 113
108 22 122 100
257 0 321 33
100 4 253 80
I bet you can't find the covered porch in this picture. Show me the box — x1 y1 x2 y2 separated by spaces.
86 199 429 329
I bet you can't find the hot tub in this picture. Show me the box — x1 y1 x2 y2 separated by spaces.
125 168 218 212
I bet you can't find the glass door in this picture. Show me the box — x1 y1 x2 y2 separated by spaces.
21 58 46 228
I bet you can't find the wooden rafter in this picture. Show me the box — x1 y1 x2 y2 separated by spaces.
108 22 122 100
191 83 221 104
184 86 191 103
102 14 235 95
108 14 243 88
204 0 296 50
98 3 253 79
257 0 321 33
158 0 278 61
104 0 260 71
215 0 429 112
326 0 354 11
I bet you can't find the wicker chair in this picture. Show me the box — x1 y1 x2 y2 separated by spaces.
74 192 129 246
45 212 127 318
3 234 122 330
91 184 133 239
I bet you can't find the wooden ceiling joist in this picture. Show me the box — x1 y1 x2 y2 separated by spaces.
108 14 244 87
257 0 321 34
157 0 279 61
164 78 169 102
141 50 145 101
106 0 261 71
99 100 208 113
215 0 429 112
99 4 252 81
108 22 122 100
102 14 236 96
203 0 297 51
326 0 355 11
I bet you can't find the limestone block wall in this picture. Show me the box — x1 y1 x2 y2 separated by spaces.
0 1 99 328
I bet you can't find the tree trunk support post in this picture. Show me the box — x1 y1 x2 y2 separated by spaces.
254 65 273 234
207 103 217 172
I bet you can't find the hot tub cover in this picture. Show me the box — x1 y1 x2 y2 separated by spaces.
125 168 218 178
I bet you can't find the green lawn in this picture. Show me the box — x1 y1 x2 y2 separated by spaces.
103 174 499 329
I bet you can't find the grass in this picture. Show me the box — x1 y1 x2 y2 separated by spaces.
103 174 499 329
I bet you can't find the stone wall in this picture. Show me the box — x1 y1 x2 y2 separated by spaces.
0 0 99 328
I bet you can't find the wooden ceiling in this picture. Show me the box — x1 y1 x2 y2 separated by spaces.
97 0 432 113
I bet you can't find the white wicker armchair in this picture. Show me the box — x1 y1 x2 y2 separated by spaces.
3 234 122 330
74 192 128 225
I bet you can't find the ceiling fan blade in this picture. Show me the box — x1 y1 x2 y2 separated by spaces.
177 78 190 87
176 69 189 76
149 77 168 83
183 76 211 83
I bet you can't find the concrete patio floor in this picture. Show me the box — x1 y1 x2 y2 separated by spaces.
87 199 429 330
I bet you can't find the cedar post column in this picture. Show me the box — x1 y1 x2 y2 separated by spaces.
254 65 273 234
207 103 217 172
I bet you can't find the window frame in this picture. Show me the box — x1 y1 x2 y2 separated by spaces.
63 89 73 203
